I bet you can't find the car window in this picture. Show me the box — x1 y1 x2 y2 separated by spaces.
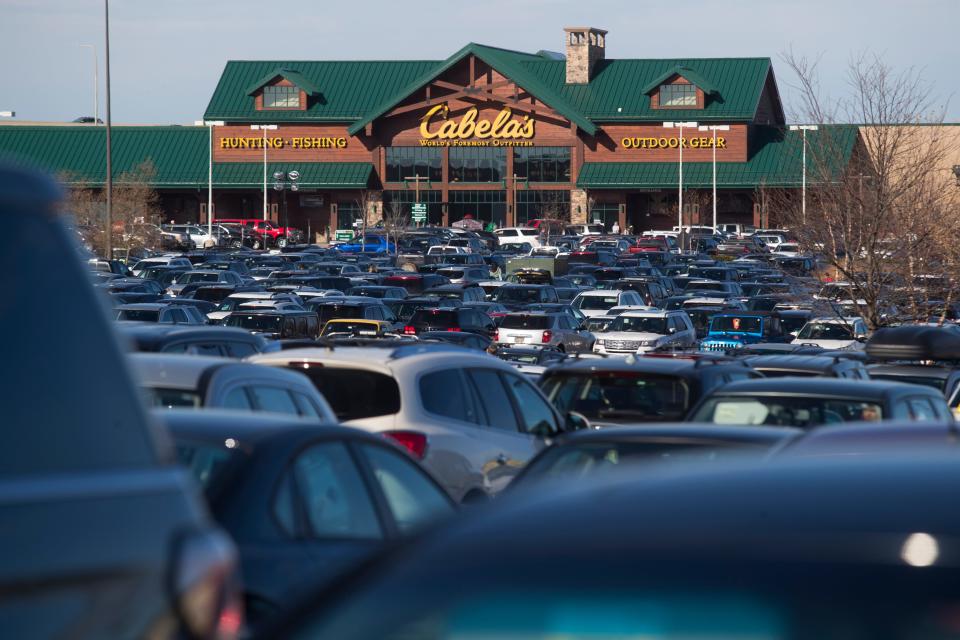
908 398 937 422
292 442 382 539
501 373 559 437
420 370 479 424
167 308 188 324
222 386 252 410
250 386 300 415
226 341 257 358
292 392 324 420
166 342 222 356
360 444 454 535
467 369 520 431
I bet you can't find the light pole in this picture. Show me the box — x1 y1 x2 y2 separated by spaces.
663 121 698 251
194 120 225 242
103 0 113 260
789 124 819 223
80 44 99 124
511 174 528 227
698 124 730 233
250 124 278 220
273 170 300 246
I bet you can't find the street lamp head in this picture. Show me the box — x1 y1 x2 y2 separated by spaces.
0 111 14 118
273 171 285 181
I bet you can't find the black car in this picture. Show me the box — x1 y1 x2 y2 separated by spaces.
0 164 237 638
539 357 761 426
304 297 401 329
688 378 953 428
493 284 560 308
163 410 455 631
269 455 960 638
346 285 409 299
403 307 497 338
118 323 267 357
510 424 801 489
382 273 450 294
384 296 462 323
418 330 493 351
225 309 321 339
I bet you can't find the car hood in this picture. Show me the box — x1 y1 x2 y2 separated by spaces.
798 338 863 350
598 331 666 342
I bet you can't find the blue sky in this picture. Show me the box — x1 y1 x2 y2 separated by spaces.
1 0 957 123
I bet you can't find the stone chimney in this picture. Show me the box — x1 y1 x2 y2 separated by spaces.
564 27 607 84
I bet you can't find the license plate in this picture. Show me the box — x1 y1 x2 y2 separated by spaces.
512 335 527 344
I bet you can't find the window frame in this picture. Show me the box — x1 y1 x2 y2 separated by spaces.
262 84 303 110
658 83 698 108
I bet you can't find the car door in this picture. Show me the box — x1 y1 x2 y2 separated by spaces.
463 368 541 493
277 442 386 594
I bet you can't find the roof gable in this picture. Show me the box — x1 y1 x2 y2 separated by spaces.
245 68 322 96
639 66 719 95
346 43 597 136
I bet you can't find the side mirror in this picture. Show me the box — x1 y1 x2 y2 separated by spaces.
668 327 677 334
564 411 592 432
855 335 867 343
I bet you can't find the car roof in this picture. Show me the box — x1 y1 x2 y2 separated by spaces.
250 344 511 373
545 356 741 376
555 423 802 446
117 303 169 310
743 355 854 371
709 377 932 399
158 408 366 446
772 421 960 458
118 323 257 345
867 363 955 379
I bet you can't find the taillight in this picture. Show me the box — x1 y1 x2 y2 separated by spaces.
494 328 500 341
384 431 428 458
169 529 240 640
542 330 553 343
403 325 416 335
448 327 461 332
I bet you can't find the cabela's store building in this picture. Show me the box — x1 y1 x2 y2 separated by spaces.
0 27 861 239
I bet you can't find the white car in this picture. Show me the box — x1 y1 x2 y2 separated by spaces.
572 290 646 318
564 224 605 236
249 346 581 502
166 224 216 249
795 317 869 350
129 255 192 277
495 227 541 249
593 310 697 355
772 242 801 257
206 292 304 323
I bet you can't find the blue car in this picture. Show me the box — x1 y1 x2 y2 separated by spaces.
700 311 787 351
336 233 397 254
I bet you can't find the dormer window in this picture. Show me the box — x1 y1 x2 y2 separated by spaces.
659 83 697 107
263 85 301 109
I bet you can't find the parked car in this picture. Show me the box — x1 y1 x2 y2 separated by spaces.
700 311 788 351
418 330 493 351
572 289 647 318
422 284 486 303
540 357 760 426
163 409 455 631
494 227 542 248
688 378 952 428
0 163 238 639
115 302 207 325
224 309 321 340
593 310 696 355
403 307 497 338
118 323 267 357
493 284 560 308
336 233 397 254
131 353 336 421
795 316 869 350
250 345 586 501
495 312 594 352
743 355 871 379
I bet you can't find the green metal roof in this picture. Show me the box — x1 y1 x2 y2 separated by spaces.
213 162 372 189
205 49 776 128
347 43 597 136
577 126 860 189
0 126 373 190
0 126 209 187
205 60 438 122
244 68 322 96
639 66 719 95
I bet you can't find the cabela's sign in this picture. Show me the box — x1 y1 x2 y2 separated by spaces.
220 136 348 150
621 136 727 150
419 104 535 147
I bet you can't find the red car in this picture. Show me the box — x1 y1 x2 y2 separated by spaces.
214 218 303 246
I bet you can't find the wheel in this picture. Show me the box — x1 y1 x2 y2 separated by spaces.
277 237 287 248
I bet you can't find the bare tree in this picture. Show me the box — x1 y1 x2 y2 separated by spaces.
777 51 960 329
382 198 410 256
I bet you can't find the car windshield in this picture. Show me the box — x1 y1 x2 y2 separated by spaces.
225 314 283 331
686 282 727 292
409 310 457 327
496 288 541 303
118 309 160 322
608 316 667 334
576 296 619 310
178 272 220 284
780 316 810 334
691 396 883 428
146 387 202 408
311 305 365 323
542 373 690 422
292 366 401 421
797 322 854 340
711 317 763 334
174 441 239 491
322 322 381 337
501 315 551 330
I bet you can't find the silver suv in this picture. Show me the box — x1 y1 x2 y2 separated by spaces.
495 312 594 353
251 345 584 502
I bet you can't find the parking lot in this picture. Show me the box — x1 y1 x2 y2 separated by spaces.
8 152 960 639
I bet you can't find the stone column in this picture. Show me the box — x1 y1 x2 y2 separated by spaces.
570 188 588 224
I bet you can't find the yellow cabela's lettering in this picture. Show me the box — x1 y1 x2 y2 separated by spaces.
420 104 535 141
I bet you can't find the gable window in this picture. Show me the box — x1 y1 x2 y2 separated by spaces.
263 85 301 109
659 83 697 107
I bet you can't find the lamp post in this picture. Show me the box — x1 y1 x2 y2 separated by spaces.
663 121 698 251
273 170 300 247
103 0 113 260
194 120 225 241
80 44 99 124
511 174 528 227
789 125 819 223
697 125 730 234
250 124 278 220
